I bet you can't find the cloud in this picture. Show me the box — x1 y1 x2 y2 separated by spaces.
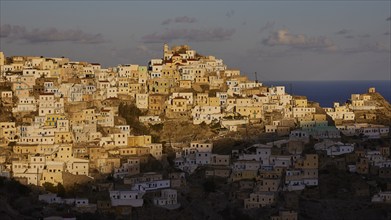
335 29 352 35
384 32 390 36
0 24 106 44
248 47 294 59
341 42 390 54
136 44 150 53
141 27 236 43
161 16 197 25
387 16 391 21
174 16 197 24
135 44 161 55
0 24 12 37
161 19 172 25
259 21 275 35
110 44 162 65
253 28 389 59
357 34 371 38
262 29 337 52
225 10 235 18
0 24 26 38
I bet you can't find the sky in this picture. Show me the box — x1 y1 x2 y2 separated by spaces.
0 1 390 81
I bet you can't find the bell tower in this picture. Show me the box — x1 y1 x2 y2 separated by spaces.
163 43 169 60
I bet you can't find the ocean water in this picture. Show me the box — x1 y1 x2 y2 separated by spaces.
263 81 391 107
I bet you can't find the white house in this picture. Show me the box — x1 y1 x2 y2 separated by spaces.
326 144 355 156
139 116 162 124
255 144 272 166
113 159 140 179
189 142 213 153
284 179 305 191
289 130 309 142
66 158 89 176
233 160 260 171
131 179 171 192
75 198 89 207
111 133 128 147
372 191 391 203
153 189 180 209
146 143 163 160
195 152 212 165
358 125 389 139
270 155 293 168
109 190 144 207
38 193 63 204
136 93 149 109
171 92 194 105
244 192 275 209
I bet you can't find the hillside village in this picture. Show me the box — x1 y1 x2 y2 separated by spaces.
0 45 390 220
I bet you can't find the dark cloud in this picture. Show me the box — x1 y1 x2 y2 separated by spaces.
0 24 106 44
345 35 355 39
259 21 275 35
387 16 391 21
262 29 337 52
384 32 390 36
335 29 352 35
141 27 236 43
161 16 197 25
225 10 235 18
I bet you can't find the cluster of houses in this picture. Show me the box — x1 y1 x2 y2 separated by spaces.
235 145 318 209
324 90 384 123
0 46 323 181
322 89 389 140
336 123 389 139
0 44 390 217
172 139 319 210
38 171 182 214
174 141 230 173
313 137 391 202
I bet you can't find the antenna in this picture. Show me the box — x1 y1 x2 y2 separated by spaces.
254 72 258 83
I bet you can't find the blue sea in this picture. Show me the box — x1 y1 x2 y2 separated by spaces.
263 81 391 107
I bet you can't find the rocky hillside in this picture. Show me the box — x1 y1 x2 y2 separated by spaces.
354 92 391 126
